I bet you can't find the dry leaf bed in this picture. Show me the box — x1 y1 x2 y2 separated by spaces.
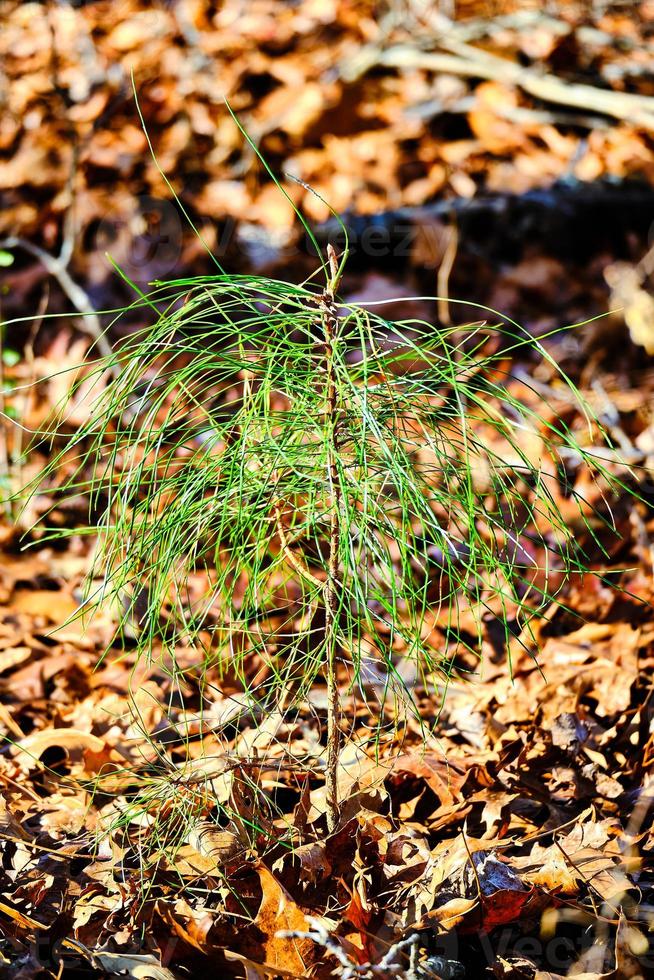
0 356 654 978
2 2 654 977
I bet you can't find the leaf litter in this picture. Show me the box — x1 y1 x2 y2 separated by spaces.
2 1 654 978
0 329 652 979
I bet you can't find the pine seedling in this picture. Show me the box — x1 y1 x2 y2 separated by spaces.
30 239 629 832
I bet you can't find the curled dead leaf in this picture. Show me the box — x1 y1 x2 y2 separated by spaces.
93 952 176 980
186 822 243 868
17 728 105 764
422 896 478 930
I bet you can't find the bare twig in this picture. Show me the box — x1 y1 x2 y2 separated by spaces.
406 95 611 132
0 236 113 364
322 243 343 834
0 119 115 369
277 920 436 979
342 41 654 130
274 499 324 589
437 220 458 329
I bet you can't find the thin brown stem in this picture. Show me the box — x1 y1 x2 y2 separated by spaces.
0 236 115 368
323 244 342 833
273 499 324 589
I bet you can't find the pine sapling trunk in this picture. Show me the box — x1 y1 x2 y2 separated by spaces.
323 245 342 833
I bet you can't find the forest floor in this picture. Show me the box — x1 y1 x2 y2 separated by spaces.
2 2 654 978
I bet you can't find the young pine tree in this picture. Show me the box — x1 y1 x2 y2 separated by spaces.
35 244 626 831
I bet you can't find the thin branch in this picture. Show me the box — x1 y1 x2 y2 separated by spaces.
323 243 344 833
274 500 324 589
437 220 458 329
342 41 654 130
0 236 113 364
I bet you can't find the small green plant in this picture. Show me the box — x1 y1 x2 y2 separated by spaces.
32 236 628 831
21 96 634 833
